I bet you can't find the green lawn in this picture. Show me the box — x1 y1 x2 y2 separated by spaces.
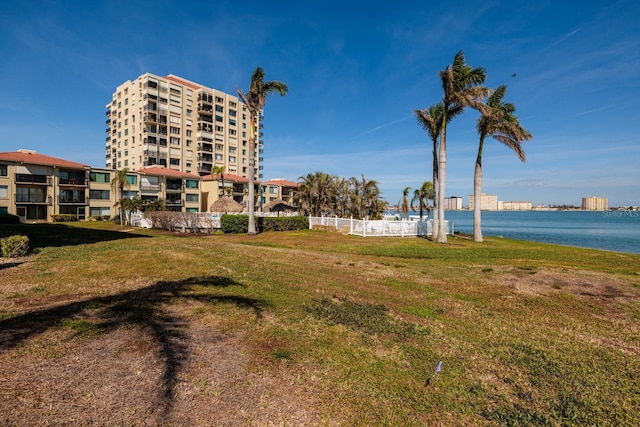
1 222 639 425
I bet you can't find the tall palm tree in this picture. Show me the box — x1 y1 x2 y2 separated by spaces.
415 103 443 239
110 168 130 225
473 85 532 242
411 181 434 220
237 67 288 235
211 165 226 199
401 186 411 216
437 50 489 242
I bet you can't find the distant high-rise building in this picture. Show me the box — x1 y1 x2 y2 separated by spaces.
468 193 498 210
582 196 608 210
444 196 463 210
105 73 259 178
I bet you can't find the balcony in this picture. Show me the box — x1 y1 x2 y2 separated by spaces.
166 199 183 207
197 143 213 152
166 183 184 192
197 163 212 173
15 193 50 204
144 113 158 123
140 184 160 192
58 194 87 204
59 177 87 186
15 174 51 185
197 154 213 162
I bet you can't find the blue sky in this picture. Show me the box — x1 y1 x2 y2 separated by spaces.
1 0 638 207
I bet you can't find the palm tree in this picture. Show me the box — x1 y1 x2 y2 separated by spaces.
401 187 411 217
411 181 434 220
473 85 532 242
437 51 489 243
110 168 130 225
211 165 226 199
415 103 443 239
237 67 288 235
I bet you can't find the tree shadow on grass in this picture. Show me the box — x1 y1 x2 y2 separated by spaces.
0 275 266 418
0 223 149 251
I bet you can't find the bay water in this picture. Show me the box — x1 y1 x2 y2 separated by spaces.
410 210 640 254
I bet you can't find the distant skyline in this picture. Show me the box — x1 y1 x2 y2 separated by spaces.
1 0 638 206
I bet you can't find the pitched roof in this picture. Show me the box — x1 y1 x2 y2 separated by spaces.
136 166 201 179
209 196 243 213
0 150 89 169
263 178 299 187
203 173 252 184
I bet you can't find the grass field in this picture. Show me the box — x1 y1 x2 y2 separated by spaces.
1 222 639 426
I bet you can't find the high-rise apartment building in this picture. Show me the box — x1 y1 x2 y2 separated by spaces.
582 196 608 210
105 73 261 179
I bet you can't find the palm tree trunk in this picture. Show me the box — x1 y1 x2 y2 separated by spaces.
247 113 257 235
473 137 485 242
432 146 439 240
437 119 447 243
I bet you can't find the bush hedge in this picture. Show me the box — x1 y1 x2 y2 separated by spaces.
1 235 30 257
0 214 21 224
262 216 309 232
50 214 77 222
220 215 309 233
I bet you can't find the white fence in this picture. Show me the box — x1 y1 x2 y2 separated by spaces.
309 216 452 237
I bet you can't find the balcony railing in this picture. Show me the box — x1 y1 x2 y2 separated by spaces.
140 184 160 191
59 178 87 186
15 174 51 185
15 194 50 204
166 184 184 191
166 199 183 206
58 195 87 204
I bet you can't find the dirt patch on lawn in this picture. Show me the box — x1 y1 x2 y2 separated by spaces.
0 308 323 426
502 267 640 300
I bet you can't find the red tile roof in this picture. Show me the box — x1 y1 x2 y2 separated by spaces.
0 150 89 169
203 173 251 184
137 166 201 179
263 178 299 187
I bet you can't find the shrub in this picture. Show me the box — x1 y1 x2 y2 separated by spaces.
221 214 250 234
144 211 181 231
1 235 30 257
50 214 77 222
0 214 20 224
221 215 309 234
262 216 309 231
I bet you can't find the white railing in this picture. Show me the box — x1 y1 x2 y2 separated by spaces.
309 216 452 237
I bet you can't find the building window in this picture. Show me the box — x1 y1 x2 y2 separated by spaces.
90 189 110 200
229 156 236 163
0 207 7 215
185 179 199 189
0 185 8 199
229 119 236 126
215 105 224 113
126 175 137 185
90 172 110 182
215 154 223 161
90 207 111 217
170 158 180 165
0 164 8 176
186 194 199 202
186 207 198 213
270 186 278 194
215 115 223 123
170 126 180 134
